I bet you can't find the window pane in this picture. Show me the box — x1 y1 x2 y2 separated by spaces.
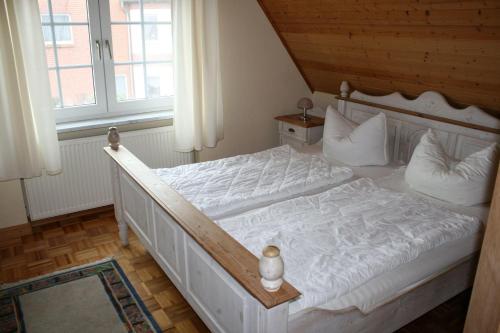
144 13 157 23
42 24 52 41
45 45 56 68
144 23 159 41
111 24 143 63
54 24 72 42
60 67 96 107
144 0 172 22
50 0 88 22
146 63 173 97
56 25 92 66
144 24 172 61
42 24 72 44
48 69 61 108
114 64 145 101
109 0 141 22
115 75 128 101
53 14 70 23
41 14 74 44
38 1 49 16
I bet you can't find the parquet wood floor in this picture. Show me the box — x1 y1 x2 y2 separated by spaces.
0 210 208 333
0 209 471 333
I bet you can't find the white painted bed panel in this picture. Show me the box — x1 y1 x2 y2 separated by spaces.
185 237 250 333
120 172 153 248
153 205 184 286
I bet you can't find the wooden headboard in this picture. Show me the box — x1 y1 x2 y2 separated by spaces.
335 81 500 164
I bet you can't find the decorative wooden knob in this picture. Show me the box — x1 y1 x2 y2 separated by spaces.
259 245 284 292
107 127 120 151
340 81 350 98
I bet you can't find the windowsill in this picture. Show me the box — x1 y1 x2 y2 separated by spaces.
56 111 173 134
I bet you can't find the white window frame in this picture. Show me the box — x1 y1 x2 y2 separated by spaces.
41 0 173 124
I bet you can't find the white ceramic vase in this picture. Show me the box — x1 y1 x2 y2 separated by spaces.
259 245 284 292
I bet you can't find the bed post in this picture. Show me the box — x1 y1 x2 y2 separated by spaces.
108 127 128 246
338 81 350 115
258 302 289 333
256 246 289 332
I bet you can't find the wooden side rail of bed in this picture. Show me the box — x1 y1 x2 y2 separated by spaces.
104 145 300 333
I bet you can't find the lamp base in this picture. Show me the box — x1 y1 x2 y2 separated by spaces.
298 114 312 122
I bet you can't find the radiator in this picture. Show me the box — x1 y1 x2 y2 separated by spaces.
24 127 194 221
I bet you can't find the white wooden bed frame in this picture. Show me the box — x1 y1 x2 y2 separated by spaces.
104 82 500 333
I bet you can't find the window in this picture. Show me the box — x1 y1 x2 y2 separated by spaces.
38 0 173 123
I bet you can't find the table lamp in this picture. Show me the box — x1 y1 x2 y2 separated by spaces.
297 97 313 121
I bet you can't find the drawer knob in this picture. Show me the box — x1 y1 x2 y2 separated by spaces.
288 128 295 133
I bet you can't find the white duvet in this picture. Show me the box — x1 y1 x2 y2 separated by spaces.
216 178 482 314
154 145 353 219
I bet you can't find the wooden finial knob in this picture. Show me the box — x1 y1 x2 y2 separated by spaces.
259 245 284 292
107 127 120 151
340 81 350 98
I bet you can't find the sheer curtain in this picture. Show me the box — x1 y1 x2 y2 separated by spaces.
0 0 61 181
173 0 223 152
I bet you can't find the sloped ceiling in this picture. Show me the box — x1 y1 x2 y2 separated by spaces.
257 0 500 115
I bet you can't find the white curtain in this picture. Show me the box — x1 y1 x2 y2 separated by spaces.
173 0 223 152
0 0 61 181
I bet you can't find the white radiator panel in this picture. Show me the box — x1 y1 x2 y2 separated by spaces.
24 127 194 220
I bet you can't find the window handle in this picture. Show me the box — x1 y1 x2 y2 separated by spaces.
95 40 102 60
105 39 113 60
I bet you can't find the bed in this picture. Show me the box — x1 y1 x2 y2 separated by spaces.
104 81 500 333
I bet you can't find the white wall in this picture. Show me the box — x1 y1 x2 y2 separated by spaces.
312 91 339 114
0 180 28 228
199 0 311 161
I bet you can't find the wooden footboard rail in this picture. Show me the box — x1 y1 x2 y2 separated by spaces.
104 142 300 333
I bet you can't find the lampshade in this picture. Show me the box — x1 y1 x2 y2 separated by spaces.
297 97 313 110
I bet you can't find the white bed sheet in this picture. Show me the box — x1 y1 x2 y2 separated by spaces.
154 145 353 219
216 178 483 315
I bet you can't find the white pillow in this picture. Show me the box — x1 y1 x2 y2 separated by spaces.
322 105 389 166
405 129 498 206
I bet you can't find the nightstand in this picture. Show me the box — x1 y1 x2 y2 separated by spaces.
275 114 324 149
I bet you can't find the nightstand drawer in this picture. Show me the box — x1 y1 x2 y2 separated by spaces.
279 122 307 141
280 134 306 149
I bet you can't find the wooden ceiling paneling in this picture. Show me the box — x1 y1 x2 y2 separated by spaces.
257 0 500 115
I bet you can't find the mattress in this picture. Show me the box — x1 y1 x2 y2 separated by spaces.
154 145 353 219
215 178 483 315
